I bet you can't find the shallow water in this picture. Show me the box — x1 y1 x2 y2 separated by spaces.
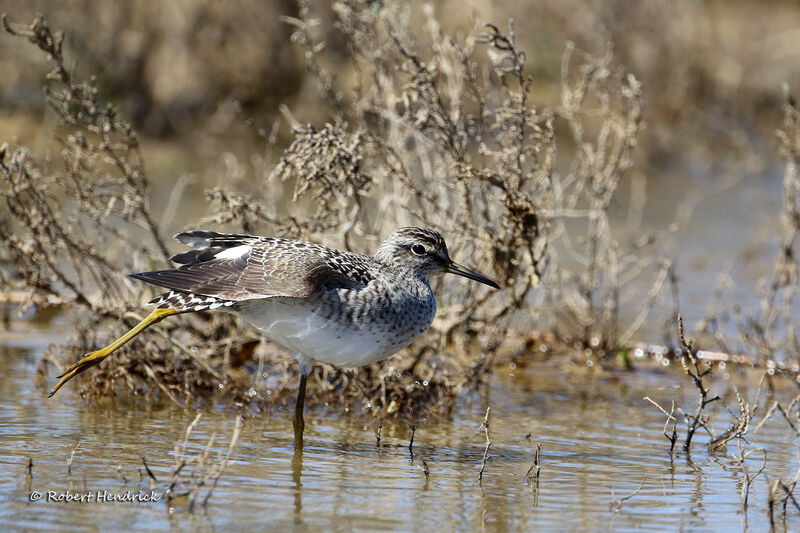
1 315 798 532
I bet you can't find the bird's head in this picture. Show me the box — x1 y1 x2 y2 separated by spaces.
375 227 500 289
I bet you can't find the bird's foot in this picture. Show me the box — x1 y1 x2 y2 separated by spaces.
47 307 180 398
48 347 113 397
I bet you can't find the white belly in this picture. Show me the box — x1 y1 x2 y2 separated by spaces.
235 298 433 368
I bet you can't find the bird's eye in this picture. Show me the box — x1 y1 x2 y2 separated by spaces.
411 244 427 256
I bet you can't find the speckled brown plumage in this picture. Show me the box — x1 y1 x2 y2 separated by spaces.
130 227 499 372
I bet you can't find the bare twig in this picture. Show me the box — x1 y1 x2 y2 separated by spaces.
644 396 678 453
524 442 542 483
141 456 158 487
162 414 243 510
741 449 767 513
677 315 720 451
477 407 491 483
709 378 764 452
175 413 202 469
610 478 646 513
755 393 800 435
200 415 243 508
67 439 82 477
766 460 800 529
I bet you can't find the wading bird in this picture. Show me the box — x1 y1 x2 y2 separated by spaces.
49 227 500 446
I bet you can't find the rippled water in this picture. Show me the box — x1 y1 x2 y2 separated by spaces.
1 315 798 532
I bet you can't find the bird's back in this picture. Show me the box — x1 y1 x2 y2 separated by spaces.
130 230 437 368
131 231 381 310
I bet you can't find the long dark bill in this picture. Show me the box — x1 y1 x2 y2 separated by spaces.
445 261 500 289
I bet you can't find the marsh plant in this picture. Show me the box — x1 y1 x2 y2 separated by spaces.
0 3 668 416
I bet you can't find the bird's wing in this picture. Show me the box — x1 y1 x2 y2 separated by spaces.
130 231 372 301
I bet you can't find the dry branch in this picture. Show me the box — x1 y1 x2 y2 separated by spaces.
477 407 491 483
677 315 720 451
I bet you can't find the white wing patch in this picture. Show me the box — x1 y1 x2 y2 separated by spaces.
214 245 250 260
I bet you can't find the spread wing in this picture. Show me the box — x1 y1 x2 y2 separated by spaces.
130 231 372 301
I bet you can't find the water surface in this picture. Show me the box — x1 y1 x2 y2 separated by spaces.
1 316 797 532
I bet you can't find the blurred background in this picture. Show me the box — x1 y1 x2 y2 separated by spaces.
1 1 797 155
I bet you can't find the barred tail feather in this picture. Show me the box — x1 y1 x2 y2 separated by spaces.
147 289 235 312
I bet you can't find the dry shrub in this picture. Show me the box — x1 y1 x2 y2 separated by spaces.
741 91 800 364
0 14 249 405
235 1 651 350
0 3 658 418
693 90 800 371
159 414 243 511
198 0 655 405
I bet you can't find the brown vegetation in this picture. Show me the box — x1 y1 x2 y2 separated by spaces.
0 2 798 426
0 4 652 418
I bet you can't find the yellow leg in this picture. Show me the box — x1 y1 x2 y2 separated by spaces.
48 307 180 397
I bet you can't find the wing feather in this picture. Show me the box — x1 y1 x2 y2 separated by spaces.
130 232 373 300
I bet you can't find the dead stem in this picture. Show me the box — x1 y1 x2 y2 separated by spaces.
477 407 491 484
198 415 243 509
524 442 542 483
741 449 767 516
609 478 646 513
677 315 720 452
767 461 800 530
158 413 243 510
66 439 82 478
708 377 764 452
141 456 158 488
755 393 800 435
175 413 202 469
775 403 800 436
644 397 678 454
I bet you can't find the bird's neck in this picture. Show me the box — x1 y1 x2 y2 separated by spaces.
376 260 432 292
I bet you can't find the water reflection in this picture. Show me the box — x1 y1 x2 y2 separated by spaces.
292 444 303 524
